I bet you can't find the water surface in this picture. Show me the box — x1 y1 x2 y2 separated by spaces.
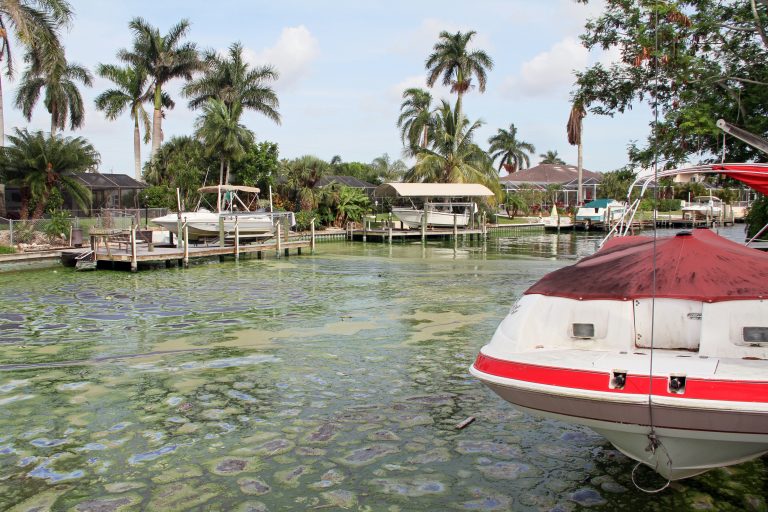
0 226 763 511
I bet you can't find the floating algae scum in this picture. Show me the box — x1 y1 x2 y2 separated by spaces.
0 228 765 511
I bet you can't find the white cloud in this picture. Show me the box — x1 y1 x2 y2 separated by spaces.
243 25 319 91
503 37 589 98
390 18 493 56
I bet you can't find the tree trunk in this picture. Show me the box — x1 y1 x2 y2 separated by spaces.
133 117 142 180
224 159 231 185
31 189 51 220
421 125 428 148
151 86 163 161
577 141 583 205
0 73 5 147
218 158 225 186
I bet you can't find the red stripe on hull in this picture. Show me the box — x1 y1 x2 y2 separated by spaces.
473 353 768 403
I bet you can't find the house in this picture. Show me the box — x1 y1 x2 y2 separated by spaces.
500 163 603 204
2 171 147 218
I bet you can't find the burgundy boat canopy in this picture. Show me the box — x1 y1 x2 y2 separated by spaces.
525 229 768 302
712 164 768 196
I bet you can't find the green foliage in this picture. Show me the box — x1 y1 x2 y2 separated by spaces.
293 210 317 231
539 150 565 165
235 141 279 190
673 182 707 200
316 185 370 227
488 123 536 172
598 168 636 200
639 198 682 212
278 155 331 211
370 153 407 183
142 185 177 209
143 136 217 209
0 129 97 219
746 196 768 239
43 209 71 242
398 88 434 152
0 245 15 254
503 193 528 218
574 0 768 166
13 222 34 244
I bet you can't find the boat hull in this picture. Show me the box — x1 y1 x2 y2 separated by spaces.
152 212 274 239
471 358 768 480
392 208 469 229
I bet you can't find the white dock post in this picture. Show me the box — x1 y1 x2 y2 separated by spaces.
453 214 458 250
421 201 427 244
130 222 138 272
183 218 189 268
310 218 316 254
388 213 393 245
363 218 367 243
234 216 240 261
276 222 282 258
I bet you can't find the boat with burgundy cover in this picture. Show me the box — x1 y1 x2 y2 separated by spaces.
471 163 768 481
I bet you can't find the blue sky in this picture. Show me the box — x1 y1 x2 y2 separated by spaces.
7 0 654 178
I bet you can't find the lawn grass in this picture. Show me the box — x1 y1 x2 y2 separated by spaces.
0 245 15 254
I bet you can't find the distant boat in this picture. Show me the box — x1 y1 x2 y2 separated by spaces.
392 203 471 229
575 199 626 224
682 196 723 219
152 185 291 240
541 205 572 229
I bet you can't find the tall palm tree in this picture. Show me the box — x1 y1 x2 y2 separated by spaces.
404 100 498 190
0 0 72 145
194 98 254 186
15 48 92 135
488 123 536 173
425 30 493 122
183 41 280 125
94 63 159 178
280 155 330 211
567 101 586 204
119 17 201 161
539 150 565 165
397 87 433 152
0 128 98 219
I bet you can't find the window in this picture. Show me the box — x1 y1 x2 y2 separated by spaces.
743 327 768 345
572 323 595 339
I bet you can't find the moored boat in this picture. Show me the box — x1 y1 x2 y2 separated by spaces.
471 162 768 481
391 204 470 229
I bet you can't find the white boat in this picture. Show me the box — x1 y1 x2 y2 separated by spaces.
541 205 573 229
471 163 768 482
682 195 723 219
152 185 289 240
392 204 470 229
575 199 626 224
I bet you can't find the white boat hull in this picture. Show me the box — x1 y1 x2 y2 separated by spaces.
152 211 274 239
392 207 469 229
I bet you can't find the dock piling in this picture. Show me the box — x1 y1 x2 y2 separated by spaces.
310 218 316 254
183 219 189 268
276 223 282 258
234 216 240 261
130 222 137 272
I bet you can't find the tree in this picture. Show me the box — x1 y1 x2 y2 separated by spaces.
397 87 433 152
0 0 72 145
404 100 498 191
0 129 98 219
487 123 536 173
503 192 528 218
119 17 201 161
598 168 636 201
95 63 157 178
317 184 370 227
370 153 407 183
15 48 93 135
425 30 493 122
539 150 565 165
279 155 330 211
142 135 216 209
183 41 280 125
573 0 768 166
567 101 586 204
194 98 254 185
235 141 279 191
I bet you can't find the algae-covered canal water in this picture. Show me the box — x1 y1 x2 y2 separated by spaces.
0 228 765 511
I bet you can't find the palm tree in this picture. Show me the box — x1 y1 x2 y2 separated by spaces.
488 123 536 173
280 155 330 211
0 0 72 145
567 101 586 204
397 87 433 152
94 63 158 178
195 98 254 186
370 153 407 183
404 100 498 190
425 30 493 122
539 150 565 165
15 48 93 135
183 42 280 125
119 17 201 161
0 128 98 219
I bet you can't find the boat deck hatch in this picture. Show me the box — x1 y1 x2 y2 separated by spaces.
571 323 595 339
742 327 768 345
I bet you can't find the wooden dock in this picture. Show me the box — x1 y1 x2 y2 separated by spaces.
77 222 315 272
348 221 544 242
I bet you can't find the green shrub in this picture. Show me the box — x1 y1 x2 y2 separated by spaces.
294 210 317 231
13 222 34 244
639 198 682 211
43 210 72 242
0 245 15 254
746 196 768 239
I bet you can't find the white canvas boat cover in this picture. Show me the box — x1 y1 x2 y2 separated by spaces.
374 183 494 198
198 185 261 194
